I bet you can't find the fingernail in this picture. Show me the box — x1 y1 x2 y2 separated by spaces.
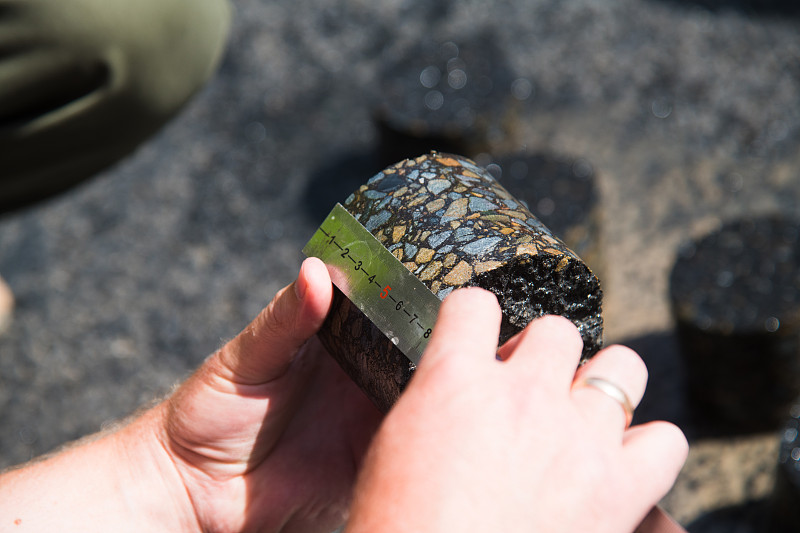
294 269 307 301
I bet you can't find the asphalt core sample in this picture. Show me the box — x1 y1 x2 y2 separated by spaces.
316 152 603 412
670 214 800 432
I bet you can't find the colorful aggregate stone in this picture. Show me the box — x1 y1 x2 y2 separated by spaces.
317 152 603 412
488 151 602 276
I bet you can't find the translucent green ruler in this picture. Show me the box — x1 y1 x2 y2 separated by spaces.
303 203 442 365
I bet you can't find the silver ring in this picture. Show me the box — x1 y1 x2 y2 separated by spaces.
577 376 635 429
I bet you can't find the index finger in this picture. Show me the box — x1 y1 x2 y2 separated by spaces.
419 287 502 370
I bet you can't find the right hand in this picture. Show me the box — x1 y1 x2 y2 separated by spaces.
347 287 688 533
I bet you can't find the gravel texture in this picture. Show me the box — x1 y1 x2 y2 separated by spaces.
2 0 800 529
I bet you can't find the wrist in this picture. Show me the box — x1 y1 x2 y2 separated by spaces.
0 403 200 532
111 403 202 533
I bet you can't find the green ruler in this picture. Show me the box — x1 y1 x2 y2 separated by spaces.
303 203 442 365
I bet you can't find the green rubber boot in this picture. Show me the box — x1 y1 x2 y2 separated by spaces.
0 0 231 214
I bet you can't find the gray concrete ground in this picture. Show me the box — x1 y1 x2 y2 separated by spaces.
2 0 800 530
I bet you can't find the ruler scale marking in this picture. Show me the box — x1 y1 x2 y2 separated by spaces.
303 203 442 365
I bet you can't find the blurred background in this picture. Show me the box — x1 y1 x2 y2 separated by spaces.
2 0 800 530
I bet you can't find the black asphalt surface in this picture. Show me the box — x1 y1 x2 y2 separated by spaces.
2 1 800 529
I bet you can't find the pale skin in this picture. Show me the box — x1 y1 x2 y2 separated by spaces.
0 257 688 532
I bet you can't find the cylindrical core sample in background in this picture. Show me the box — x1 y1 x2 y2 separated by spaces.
768 401 800 533
482 151 603 276
669 215 800 432
374 33 523 167
316 152 603 412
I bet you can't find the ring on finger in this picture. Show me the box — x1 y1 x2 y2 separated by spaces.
575 376 635 429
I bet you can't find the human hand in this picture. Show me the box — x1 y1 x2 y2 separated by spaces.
347 288 688 533
0 257 381 533
156 257 382 532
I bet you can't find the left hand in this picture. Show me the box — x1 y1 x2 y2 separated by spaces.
155 257 382 532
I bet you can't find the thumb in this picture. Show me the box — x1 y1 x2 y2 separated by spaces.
217 257 333 384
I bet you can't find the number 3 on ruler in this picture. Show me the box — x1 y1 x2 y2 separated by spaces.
380 286 392 299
